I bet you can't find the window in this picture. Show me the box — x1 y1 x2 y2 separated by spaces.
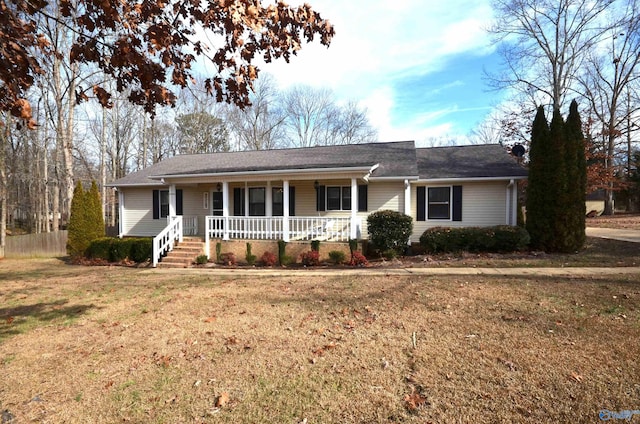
249 187 265 216
272 187 284 216
159 190 169 218
428 187 450 220
326 186 352 211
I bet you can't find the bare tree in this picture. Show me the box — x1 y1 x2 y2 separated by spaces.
176 112 230 154
225 74 287 151
578 0 640 214
489 0 614 110
282 85 377 147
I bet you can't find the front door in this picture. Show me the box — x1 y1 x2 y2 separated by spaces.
211 191 224 232
211 191 223 216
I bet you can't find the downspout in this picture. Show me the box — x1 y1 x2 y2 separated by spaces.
362 163 379 183
506 179 515 225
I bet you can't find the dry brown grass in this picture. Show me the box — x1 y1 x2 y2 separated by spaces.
1 259 639 423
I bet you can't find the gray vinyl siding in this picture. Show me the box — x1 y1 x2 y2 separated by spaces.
411 181 509 243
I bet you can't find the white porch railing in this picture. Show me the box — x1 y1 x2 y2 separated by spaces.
205 216 356 258
183 215 198 235
152 216 183 267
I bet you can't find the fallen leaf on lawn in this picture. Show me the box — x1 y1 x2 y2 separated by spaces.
215 392 230 407
404 392 428 410
570 372 583 383
498 357 517 371
204 316 216 323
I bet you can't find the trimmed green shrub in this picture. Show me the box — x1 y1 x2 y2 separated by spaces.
215 242 222 262
300 250 320 266
419 226 530 253
383 249 398 260
86 237 152 263
109 238 134 262
348 238 358 256
245 242 257 265
278 240 287 266
86 237 113 260
129 238 152 263
328 250 346 265
195 254 208 265
310 240 321 252
366 210 413 254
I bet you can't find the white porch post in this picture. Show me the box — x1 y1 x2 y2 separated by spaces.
169 184 176 218
266 181 272 216
404 179 411 245
283 180 290 242
222 181 230 241
266 181 272 238
350 178 357 239
244 182 249 217
117 189 124 238
404 179 411 215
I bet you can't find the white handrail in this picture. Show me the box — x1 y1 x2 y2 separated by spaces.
204 216 352 242
152 215 183 267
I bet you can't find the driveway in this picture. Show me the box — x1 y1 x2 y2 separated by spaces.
586 227 640 243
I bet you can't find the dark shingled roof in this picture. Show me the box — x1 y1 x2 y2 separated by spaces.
110 141 527 187
416 144 528 180
111 141 418 186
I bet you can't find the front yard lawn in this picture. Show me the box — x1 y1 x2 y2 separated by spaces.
0 259 638 422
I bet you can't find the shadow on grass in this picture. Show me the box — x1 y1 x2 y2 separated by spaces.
0 299 97 343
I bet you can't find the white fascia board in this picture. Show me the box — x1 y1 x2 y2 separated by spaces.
414 176 527 184
105 182 167 188
149 166 375 181
368 176 419 181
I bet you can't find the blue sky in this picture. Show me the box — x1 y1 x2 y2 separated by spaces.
257 0 507 145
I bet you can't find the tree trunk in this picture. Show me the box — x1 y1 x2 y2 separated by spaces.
0 117 7 258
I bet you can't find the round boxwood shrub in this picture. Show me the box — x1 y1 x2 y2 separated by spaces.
366 210 413 255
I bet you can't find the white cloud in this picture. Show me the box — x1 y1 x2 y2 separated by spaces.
253 0 497 142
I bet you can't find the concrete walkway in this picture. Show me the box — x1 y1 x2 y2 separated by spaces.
586 227 640 243
150 266 640 277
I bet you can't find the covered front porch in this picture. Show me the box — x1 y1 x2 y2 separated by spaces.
148 174 373 267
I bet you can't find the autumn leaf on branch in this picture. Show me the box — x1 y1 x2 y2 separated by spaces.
0 0 335 123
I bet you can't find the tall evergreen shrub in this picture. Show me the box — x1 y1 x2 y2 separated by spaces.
526 106 553 250
66 182 88 257
565 100 586 250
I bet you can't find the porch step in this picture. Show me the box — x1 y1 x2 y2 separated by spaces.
157 238 204 268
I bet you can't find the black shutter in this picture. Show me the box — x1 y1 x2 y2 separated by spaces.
452 185 462 221
152 190 160 219
358 185 368 212
289 186 296 216
316 185 326 212
233 188 245 216
176 189 183 215
417 186 426 221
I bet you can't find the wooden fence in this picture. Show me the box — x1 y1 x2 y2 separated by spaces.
5 231 68 258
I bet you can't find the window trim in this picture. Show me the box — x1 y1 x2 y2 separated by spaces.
427 186 452 220
326 185 353 211
159 190 170 218
248 187 266 217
